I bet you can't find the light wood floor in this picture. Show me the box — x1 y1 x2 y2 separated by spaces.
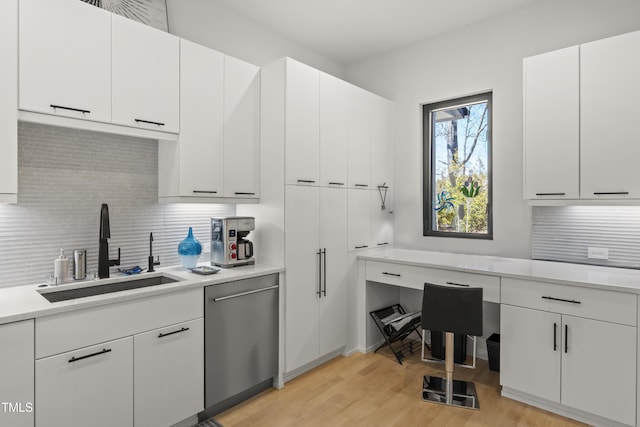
215 345 586 427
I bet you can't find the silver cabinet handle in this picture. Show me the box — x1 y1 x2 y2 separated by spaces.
211 285 279 302
446 281 469 287
193 190 218 194
535 192 565 196
382 272 401 277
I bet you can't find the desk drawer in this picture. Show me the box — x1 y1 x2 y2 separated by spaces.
365 260 500 303
501 278 636 326
36 288 203 358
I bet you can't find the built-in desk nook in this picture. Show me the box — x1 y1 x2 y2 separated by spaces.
356 248 640 427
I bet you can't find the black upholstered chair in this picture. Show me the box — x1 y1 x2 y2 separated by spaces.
421 282 483 409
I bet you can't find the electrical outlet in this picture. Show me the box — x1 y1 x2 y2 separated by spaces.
587 247 609 260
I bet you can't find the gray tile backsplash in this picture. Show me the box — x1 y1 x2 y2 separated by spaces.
0 122 234 287
532 206 640 269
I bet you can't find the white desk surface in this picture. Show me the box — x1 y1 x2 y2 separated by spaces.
358 247 640 294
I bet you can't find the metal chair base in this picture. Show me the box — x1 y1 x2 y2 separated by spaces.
422 375 480 409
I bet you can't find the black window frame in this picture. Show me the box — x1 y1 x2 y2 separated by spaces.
422 92 493 239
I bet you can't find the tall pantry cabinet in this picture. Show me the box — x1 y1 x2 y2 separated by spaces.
245 57 393 378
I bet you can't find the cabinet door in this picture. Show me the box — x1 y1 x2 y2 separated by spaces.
177 39 224 197
0 320 34 427
134 319 204 427
561 315 636 426
19 0 111 122
285 185 320 372
285 59 320 185
370 189 393 248
581 31 640 199
319 187 348 354
223 56 261 198
35 337 133 427
112 14 179 133
0 0 17 201
347 87 372 188
370 96 393 189
347 188 372 251
319 73 348 187
500 305 561 403
523 46 579 200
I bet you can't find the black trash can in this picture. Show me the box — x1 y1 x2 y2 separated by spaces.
486 333 500 372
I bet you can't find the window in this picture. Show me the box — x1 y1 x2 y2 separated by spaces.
423 92 492 239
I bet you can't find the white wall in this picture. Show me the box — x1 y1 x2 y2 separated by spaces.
166 0 344 77
344 0 640 259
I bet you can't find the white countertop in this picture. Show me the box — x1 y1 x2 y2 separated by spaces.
358 247 640 293
0 263 284 326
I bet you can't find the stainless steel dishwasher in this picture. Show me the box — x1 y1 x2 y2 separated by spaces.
201 273 279 418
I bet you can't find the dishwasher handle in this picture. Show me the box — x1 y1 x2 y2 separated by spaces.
209 284 279 302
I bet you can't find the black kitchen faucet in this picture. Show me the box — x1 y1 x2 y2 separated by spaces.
98 203 121 279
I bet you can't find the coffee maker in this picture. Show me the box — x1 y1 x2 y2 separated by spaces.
210 217 255 267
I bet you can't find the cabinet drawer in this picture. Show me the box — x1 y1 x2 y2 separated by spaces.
35 336 133 427
365 261 500 303
36 288 202 358
501 278 636 326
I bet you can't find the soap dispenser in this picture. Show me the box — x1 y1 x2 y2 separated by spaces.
54 248 70 284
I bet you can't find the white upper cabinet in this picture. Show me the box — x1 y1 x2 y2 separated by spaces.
580 31 640 199
523 46 579 200
319 73 349 187
111 14 180 133
0 0 17 203
223 56 261 198
347 87 372 189
162 38 224 199
347 188 372 251
285 59 320 185
370 189 393 248
19 0 111 122
159 42 260 203
370 95 394 189
523 30 640 203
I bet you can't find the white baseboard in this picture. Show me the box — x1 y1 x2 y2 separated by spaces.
282 348 345 384
502 387 632 427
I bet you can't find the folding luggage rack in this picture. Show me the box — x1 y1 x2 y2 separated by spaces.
369 304 423 365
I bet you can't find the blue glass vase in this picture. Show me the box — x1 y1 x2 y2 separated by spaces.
178 227 202 269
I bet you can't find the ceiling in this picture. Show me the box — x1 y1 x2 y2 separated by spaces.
215 0 537 63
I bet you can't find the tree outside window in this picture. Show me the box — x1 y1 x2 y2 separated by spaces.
423 92 493 239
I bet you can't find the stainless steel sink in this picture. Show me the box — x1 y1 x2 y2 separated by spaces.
38 274 181 303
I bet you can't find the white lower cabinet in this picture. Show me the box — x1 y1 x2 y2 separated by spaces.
501 304 636 426
0 320 34 427
284 185 348 373
134 318 204 427
35 337 134 427
34 289 203 426
561 315 636 426
501 305 562 403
